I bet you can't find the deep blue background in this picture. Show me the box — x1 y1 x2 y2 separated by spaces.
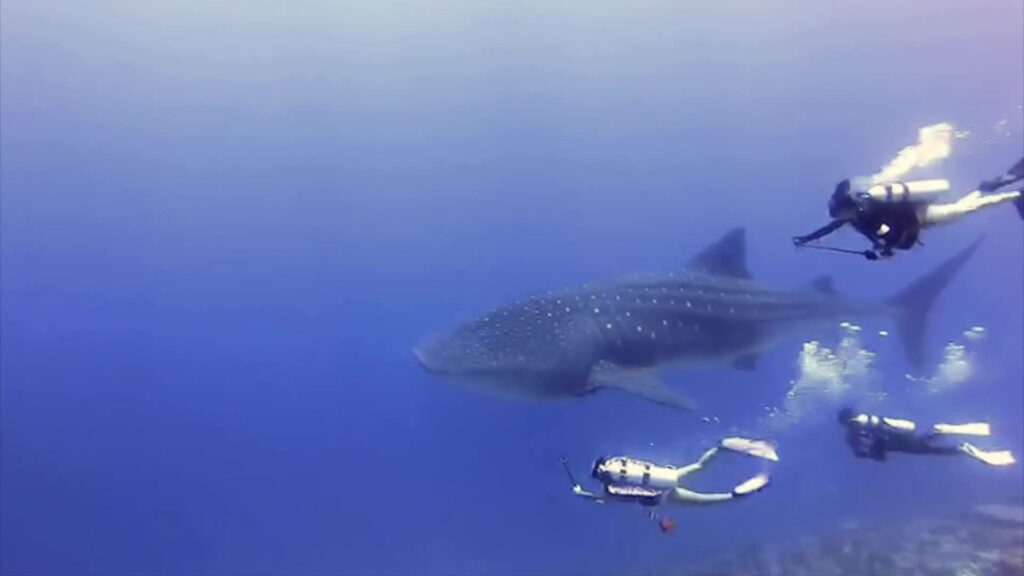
2 2 1022 574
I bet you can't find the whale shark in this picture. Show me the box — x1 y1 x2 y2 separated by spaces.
414 228 979 410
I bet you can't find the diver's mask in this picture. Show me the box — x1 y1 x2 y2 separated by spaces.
837 407 855 425
592 456 626 483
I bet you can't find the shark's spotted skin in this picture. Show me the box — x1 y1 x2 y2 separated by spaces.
415 228 979 411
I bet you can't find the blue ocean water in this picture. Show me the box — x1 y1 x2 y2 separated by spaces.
1 2 1022 575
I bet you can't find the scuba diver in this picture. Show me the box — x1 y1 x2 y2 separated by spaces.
794 174 1023 260
561 437 777 532
837 407 1016 466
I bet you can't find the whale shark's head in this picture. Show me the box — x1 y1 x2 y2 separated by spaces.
413 301 595 399
412 323 541 379
412 332 561 399
412 332 472 377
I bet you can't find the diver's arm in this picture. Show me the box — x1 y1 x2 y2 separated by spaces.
676 446 720 478
570 484 604 502
793 219 846 245
561 456 604 502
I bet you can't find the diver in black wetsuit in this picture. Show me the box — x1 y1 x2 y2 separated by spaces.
837 407 1015 466
562 438 776 507
793 179 921 260
795 172 1023 260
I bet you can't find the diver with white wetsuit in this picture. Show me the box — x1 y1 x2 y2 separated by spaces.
562 438 775 509
794 175 1023 260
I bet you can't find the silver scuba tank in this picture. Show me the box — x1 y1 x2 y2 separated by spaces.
859 179 950 204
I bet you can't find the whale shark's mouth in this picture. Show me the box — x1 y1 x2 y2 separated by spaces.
412 345 449 376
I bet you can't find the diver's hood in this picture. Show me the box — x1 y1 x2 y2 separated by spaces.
828 179 856 218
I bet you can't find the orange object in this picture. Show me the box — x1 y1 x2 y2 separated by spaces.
658 517 677 534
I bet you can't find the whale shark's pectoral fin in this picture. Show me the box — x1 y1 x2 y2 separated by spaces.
588 362 697 411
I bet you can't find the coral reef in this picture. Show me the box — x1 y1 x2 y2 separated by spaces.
680 506 1024 576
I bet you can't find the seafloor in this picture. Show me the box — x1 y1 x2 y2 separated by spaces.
680 503 1024 576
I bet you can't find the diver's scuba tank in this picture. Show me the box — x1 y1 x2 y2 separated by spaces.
592 456 682 489
858 179 950 204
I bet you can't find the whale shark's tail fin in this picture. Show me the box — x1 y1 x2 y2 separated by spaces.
888 239 982 368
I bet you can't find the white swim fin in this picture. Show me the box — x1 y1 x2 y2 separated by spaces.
962 443 1015 467
934 422 991 437
733 473 770 497
720 437 779 462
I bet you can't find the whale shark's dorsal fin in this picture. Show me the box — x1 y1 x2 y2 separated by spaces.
687 227 750 279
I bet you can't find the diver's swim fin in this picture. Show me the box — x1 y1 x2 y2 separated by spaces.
721 437 780 461
933 422 991 437
732 473 770 497
962 443 1016 466
589 362 697 411
1015 195 1024 220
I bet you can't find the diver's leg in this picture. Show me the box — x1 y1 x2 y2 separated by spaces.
667 474 769 505
922 190 1022 227
902 440 962 456
666 487 735 506
675 447 720 479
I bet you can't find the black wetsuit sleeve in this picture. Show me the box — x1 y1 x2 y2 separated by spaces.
794 219 846 245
